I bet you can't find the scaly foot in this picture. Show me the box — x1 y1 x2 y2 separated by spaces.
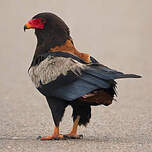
37 134 65 140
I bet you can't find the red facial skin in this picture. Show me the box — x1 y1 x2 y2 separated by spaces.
27 18 46 29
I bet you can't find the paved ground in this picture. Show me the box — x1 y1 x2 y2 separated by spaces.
0 0 152 152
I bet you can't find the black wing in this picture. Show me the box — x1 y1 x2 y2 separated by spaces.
29 52 141 101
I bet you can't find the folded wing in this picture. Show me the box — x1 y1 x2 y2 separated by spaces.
29 52 141 101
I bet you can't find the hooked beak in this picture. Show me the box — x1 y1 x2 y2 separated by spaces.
24 22 32 32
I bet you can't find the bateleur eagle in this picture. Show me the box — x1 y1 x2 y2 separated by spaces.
24 12 141 140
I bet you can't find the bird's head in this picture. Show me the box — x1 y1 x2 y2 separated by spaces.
24 12 91 66
24 12 70 48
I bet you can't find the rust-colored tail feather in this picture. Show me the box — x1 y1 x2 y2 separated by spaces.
80 90 113 106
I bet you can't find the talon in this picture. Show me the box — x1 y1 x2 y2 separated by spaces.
40 134 65 140
79 134 83 139
37 136 41 140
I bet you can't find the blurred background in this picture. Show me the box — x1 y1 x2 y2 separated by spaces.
0 0 151 151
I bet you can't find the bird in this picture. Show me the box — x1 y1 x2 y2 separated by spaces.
24 12 141 140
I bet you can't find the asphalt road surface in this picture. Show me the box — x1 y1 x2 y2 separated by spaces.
0 1 152 152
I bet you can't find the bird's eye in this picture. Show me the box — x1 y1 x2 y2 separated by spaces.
32 19 39 24
32 18 41 24
28 18 46 29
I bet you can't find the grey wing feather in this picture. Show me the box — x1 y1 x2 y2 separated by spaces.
28 56 86 88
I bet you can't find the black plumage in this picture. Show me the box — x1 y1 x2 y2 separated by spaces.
24 12 141 140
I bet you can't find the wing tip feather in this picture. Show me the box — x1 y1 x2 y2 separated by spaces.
126 74 142 78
